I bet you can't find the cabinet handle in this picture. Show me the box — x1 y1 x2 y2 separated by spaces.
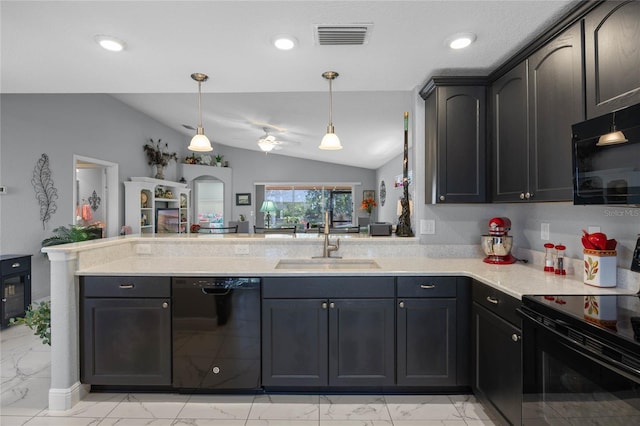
486 296 499 304
439 195 445 201
399 301 405 308
162 302 169 309
322 302 328 309
525 192 532 199
529 192 534 199
511 333 521 342
11 262 20 268
519 192 525 200
329 302 335 309
420 284 436 289
119 284 135 289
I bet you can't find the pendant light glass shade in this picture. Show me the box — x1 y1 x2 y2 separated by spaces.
188 73 213 152
596 110 628 146
319 71 343 150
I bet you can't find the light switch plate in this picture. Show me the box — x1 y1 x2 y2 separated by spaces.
420 219 435 235
541 223 549 240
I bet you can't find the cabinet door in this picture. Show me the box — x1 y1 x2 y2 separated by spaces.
328 298 395 387
81 298 171 385
437 86 487 203
528 22 584 202
585 0 640 118
397 298 456 386
491 62 529 202
261 298 328 387
472 302 522 426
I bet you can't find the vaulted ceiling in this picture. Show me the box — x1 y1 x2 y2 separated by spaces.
1 0 576 169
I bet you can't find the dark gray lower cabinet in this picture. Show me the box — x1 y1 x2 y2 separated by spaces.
80 276 171 386
397 298 456 386
261 276 395 388
472 281 522 425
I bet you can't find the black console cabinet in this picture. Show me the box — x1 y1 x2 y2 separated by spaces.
1 254 32 328
80 276 171 386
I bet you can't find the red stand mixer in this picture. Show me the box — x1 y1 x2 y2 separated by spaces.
481 217 516 264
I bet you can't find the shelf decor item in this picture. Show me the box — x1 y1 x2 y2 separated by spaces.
143 138 178 180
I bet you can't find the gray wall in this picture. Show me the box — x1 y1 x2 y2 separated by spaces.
1 94 377 299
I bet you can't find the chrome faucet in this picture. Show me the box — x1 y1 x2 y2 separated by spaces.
321 211 340 258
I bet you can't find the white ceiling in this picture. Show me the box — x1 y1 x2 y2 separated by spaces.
1 0 576 169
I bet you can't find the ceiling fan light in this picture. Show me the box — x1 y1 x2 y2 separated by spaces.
188 129 213 151
319 130 342 150
258 140 276 152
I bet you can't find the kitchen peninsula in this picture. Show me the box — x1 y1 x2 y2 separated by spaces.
42 233 637 412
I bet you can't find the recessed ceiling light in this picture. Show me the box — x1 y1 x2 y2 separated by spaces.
272 35 297 50
94 35 126 52
446 33 476 50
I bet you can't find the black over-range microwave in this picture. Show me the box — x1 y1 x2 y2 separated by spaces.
572 102 640 205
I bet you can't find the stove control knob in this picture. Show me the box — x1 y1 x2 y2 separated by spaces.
511 333 521 342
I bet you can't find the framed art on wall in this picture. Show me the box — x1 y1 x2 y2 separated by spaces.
363 190 375 200
236 193 251 206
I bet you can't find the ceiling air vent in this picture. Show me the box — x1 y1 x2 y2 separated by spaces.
314 23 373 46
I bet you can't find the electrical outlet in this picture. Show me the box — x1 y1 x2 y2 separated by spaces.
136 244 151 254
541 223 550 240
0 186 7 194
234 245 250 255
420 219 435 235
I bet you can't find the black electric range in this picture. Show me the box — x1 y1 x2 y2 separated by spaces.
520 294 640 424
521 294 640 355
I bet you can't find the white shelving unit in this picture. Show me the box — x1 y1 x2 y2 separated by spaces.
124 177 190 234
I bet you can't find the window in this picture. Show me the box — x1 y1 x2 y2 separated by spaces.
264 184 353 229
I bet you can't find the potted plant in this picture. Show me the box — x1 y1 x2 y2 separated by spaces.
41 224 102 247
214 154 223 167
143 138 178 179
10 301 51 345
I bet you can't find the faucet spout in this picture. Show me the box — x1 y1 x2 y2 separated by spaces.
320 211 341 258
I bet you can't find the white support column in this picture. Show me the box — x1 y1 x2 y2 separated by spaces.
45 250 88 411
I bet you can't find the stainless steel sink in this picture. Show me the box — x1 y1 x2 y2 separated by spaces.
275 258 380 270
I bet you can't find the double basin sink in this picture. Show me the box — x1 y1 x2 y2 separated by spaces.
275 258 380 270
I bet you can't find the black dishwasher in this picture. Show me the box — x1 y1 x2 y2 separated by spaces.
172 277 261 391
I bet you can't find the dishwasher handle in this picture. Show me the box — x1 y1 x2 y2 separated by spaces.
201 287 231 296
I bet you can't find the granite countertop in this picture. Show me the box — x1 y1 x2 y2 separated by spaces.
77 255 636 300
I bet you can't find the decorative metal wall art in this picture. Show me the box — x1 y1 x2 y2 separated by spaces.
31 153 58 229
88 190 101 211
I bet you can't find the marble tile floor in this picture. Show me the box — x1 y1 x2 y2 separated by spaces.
1 324 495 426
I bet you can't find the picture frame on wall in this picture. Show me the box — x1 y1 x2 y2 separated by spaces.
363 190 375 200
236 193 251 206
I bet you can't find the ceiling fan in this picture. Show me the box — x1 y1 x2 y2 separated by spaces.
257 127 286 153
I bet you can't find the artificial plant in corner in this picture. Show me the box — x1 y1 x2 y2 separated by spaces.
41 224 102 247
10 301 51 345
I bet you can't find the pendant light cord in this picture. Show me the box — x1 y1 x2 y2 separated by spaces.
197 81 203 128
328 78 333 127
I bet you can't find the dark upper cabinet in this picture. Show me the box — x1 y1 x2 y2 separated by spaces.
491 23 583 202
491 62 530 202
527 22 584 201
585 0 640 118
422 79 487 203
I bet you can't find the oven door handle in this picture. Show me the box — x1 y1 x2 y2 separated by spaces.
518 308 640 383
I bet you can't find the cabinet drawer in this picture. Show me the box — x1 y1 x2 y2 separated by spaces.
472 280 521 327
262 276 394 299
81 276 170 298
1 256 31 276
397 276 456 298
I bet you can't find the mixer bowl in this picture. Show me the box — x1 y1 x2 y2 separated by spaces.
481 235 513 257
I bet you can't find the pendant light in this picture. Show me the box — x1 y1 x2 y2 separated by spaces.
596 111 628 146
319 71 343 150
188 73 213 152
